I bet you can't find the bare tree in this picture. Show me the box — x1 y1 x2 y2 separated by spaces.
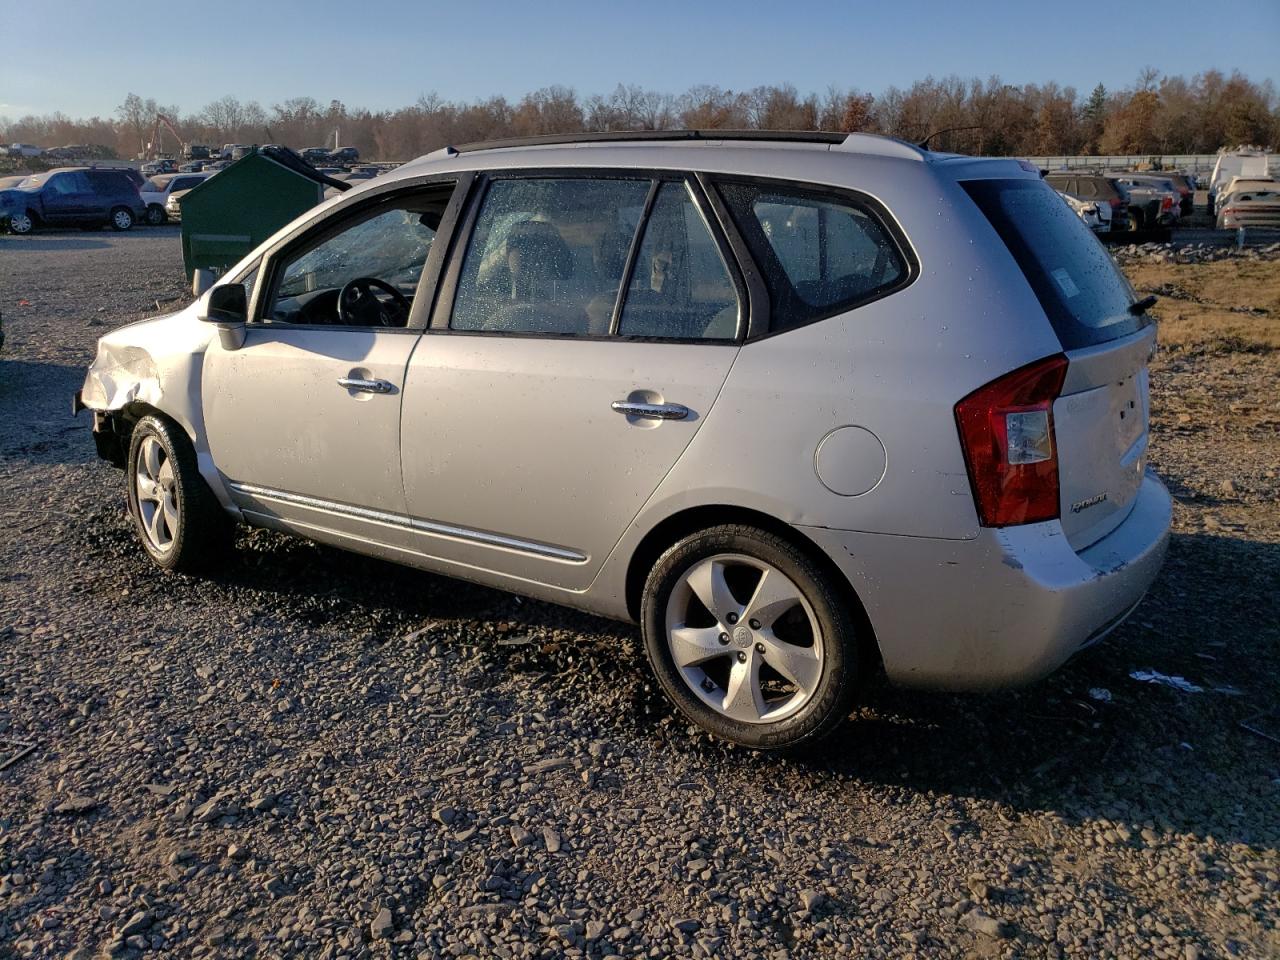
11 71 1279 163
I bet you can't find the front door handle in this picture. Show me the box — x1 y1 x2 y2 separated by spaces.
337 376 394 395
611 400 689 421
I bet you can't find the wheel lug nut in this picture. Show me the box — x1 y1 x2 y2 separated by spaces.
726 613 738 625
755 642 765 653
749 619 761 630
736 651 747 663
718 633 729 645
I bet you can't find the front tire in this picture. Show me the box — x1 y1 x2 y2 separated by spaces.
8 210 35 234
641 524 862 750
126 415 232 573
110 207 134 231
145 204 166 225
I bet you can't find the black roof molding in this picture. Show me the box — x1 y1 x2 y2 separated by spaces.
446 129 849 155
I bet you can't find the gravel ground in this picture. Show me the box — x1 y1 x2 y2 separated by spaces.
1 228 1278 960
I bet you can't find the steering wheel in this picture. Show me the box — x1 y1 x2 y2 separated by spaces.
336 277 411 327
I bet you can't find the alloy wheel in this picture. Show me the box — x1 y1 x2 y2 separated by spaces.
113 209 133 230
664 553 823 724
9 212 32 234
134 435 178 552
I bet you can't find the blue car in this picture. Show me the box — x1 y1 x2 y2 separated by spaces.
1 166 147 234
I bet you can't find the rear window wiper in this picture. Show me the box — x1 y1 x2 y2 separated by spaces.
1129 295 1157 316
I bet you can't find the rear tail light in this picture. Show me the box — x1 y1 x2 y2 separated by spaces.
1161 196 1173 212
955 354 1069 527
1109 197 1123 208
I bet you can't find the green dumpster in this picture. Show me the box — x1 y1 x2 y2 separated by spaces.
178 146 346 280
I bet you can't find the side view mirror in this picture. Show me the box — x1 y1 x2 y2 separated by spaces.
200 284 247 350
192 268 216 297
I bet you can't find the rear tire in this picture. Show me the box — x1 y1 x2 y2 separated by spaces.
109 207 134 231
641 524 862 750
126 415 233 573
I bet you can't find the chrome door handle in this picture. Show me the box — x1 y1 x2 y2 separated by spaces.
611 400 689 421
337 377 394 394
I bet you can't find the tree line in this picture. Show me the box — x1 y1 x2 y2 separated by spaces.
2 69 1275 163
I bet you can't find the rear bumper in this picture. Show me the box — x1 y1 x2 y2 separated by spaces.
1219 212 1280 230
798 471 1172 690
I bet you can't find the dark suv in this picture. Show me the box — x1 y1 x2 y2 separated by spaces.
1 167 147 234
1043 173 1132 232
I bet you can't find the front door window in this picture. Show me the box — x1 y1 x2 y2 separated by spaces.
265 193 449 327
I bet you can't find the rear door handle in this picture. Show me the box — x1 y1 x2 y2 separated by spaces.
611 400 689 421
337 377 394 395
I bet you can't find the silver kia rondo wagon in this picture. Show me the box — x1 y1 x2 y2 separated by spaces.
79 131 1171 749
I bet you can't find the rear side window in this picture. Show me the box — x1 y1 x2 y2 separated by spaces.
716 180 907 332
618 182 738 339
962 178 1142 349
87 172 130 193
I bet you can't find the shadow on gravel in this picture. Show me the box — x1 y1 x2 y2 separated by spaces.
0 237 112 252
74 492 1280 851
0 360 95 462
796 528 1280 850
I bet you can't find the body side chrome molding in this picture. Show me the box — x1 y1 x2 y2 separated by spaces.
228 481 588 564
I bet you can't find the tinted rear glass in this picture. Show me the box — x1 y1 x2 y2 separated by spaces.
715 180 909 333
962 178 1144 349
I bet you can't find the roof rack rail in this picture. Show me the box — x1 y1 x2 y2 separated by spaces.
442 129 849 156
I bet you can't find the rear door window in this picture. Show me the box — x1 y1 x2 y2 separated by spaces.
715 180 908 333
449 177 650 336
962 178 1143 349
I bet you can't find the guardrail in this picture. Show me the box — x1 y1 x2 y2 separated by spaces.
1023 154 1277 175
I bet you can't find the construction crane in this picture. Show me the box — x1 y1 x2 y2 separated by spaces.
142 113 187 160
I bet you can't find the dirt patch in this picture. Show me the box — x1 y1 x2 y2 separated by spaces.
1125 258 1280 352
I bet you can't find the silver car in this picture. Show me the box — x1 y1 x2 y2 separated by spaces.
78 132 1172 750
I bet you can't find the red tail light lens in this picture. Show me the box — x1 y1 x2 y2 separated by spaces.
955 354 1069 527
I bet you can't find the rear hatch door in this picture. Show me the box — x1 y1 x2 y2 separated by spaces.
961 177 1154 550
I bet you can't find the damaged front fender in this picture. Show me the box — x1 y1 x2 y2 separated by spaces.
80 342 163 413
76 301 241 517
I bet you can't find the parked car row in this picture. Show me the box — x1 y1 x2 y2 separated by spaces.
1045 169 1199 238
2 165 156 234
4 143 44 158
301 145 361 166
139 171 216 224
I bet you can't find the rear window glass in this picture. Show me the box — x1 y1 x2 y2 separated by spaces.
962 178 1143 349
716 180 908 332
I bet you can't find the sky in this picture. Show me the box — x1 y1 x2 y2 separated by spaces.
2 0 1277 119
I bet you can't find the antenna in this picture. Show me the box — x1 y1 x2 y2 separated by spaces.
918 125 984 150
